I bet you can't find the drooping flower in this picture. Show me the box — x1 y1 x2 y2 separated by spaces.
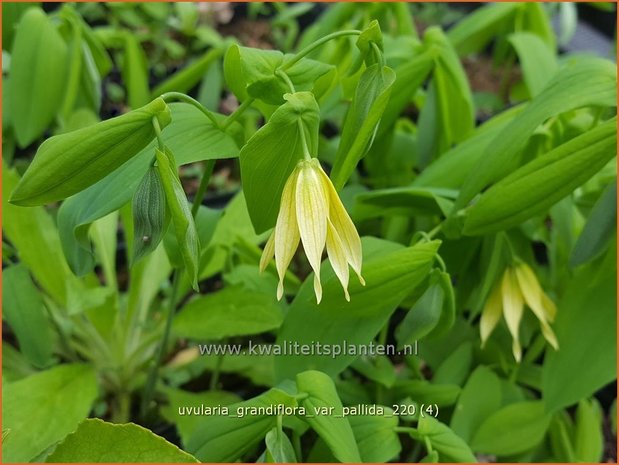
260 158 364 303
480 261 558 362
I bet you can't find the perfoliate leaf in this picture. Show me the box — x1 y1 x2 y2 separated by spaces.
240 91 320 233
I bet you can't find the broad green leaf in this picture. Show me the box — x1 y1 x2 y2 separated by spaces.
418 27 474 165
454 57 616 214
265 427 297 463
224 44 333 105
573 399 603 462
240 91 320 233
160 389 241 446
131 167 170 264
432 341 473 386
186 387 297 462
351 355 396 388
275 238 439 380
46 419 198 463
152 48 223 97
471 401 551 456
542 249 617 411
2 265 54 368
450 366 502 442
570 180 617 267
393 380 461 407
413 105 524 189
3 163 84 306
378 46 434 137
296 371 361 462
355 186 456 219
156 147 200 290
9 7 68 147
348 407 401 462
331 64 396 190
448 3 518 56
57 103 238 276
173 287 283 340
10 98 172 206
3 364 98 462
509 32 557 97
2 3 37 51
122 32 150 108
412 416 477 463
463 117 617 235
2 342 37 383
395 275 444 348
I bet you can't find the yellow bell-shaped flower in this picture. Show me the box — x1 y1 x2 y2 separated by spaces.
480 262 558 362
260 158 364 303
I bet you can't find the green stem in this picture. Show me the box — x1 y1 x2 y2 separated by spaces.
160 91 221 129
297 120 312 160
209 340 226 391
221 97 255 130
280 29 361 71
152 117 165 151
292 430 303 461
276 69 296 94
191 160 216 217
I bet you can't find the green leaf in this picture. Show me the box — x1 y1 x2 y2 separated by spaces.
447 3 518 56
418 27 474 165
2 3 37 52
356 20 383 65
573 399 603 462
121 32 150 108
454 57 617 214
355 187 456 219
463 118 617 235
173 287 283 340
160 389 241 447
393 380 461 407
2 265 54 368
240 91 320 233
156 147 200 290
274 238 439 380
10 98 172 206
450 366 502 442
56 103 239 276
296 371 361 462
570 180 617 267
331 64 396 190
395 274 444 348
265 427 297 463
224 44 333 105
152 48 223 97
9 7 68 147
3 163 85 306
132 166 170 264
542 249 617 411
432 341 473 386
46 419 198 463
412 416 477 463
471 401 551 456
186 387 297 462
348 407 401 462
2 364 98 462
509 32 557 97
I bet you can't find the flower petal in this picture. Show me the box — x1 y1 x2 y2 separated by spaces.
480 280 502 347
502 268 524 362
296 160 328 303
315 163 364 285
274 167 300 300
326 220 350 301
259 231 275 273
514 262 558 348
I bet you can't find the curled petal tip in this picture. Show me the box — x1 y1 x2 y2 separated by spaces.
277 282 284 301
344 289 350 302
358 274 366 286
